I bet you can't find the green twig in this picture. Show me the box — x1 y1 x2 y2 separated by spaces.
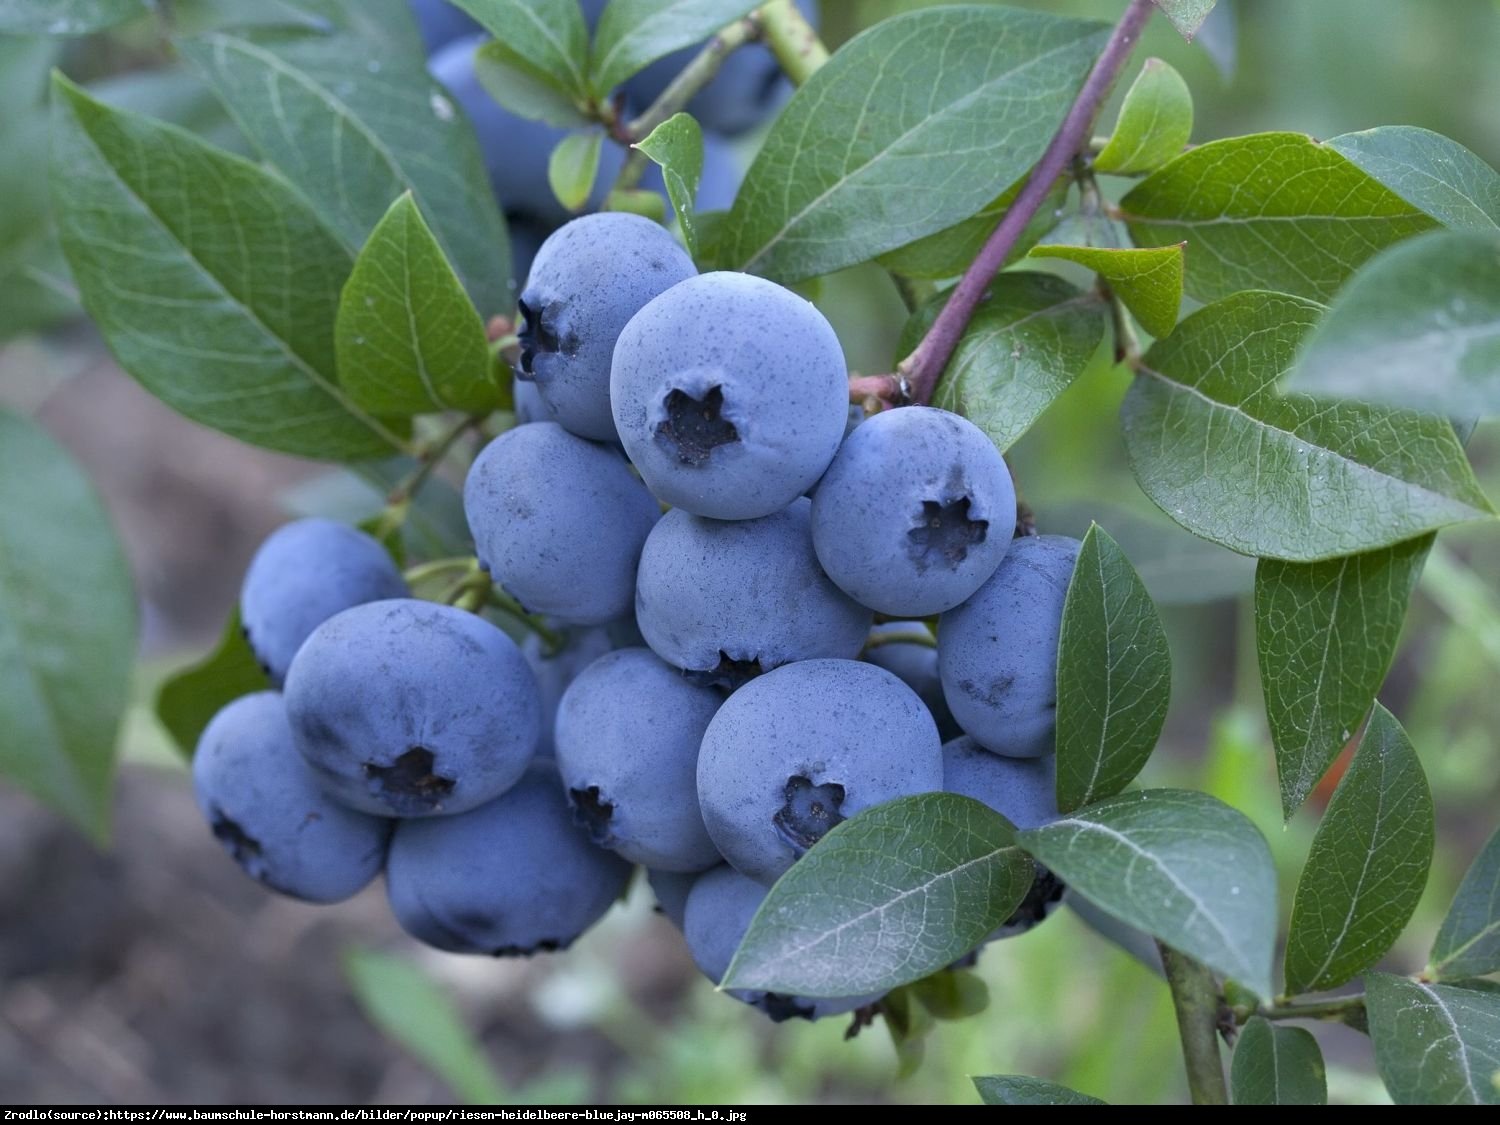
620 18 760 143
759 0 828 84
1101 281 1142 369
1254 995 1368 1032
1159 944 1228 1105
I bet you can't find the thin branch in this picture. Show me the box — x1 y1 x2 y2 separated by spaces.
1159 943 1229 1106
385 414 482 507
897 0 1156 406
759 0 828 85
1255 995 1368 1032
621 18 760 143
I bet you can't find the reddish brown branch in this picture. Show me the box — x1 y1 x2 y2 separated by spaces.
889 0 1156 406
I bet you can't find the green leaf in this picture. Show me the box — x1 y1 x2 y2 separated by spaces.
604 187 666 222
1123 290 1493 561
1286 230 1500 419
1121 132 1437 303
0 410 135 841
897 273 1107 452
1029 242 1184 339
547 131 604 214
1017 789 1277 999
1283 705 1433 996
178 31 512 318
1255 537 1430 818
155 607 269 758
590 0 759 95
1365 972 1500 1105
49 75 406 461
345 949 507 1105
0 115 76 343
1229 1017 1327 1105
1430 823 1500 980
475 36 592 128
1153 0 1217 41
452 0 590 97
1093 58 1193 176
877 173 1070 280
0 0 144 34
721 793 1035 997
724 6 1109 282
336 194 499 417
908 968 989 1022
1055 525 1171 813
635 112 705 257
0 34 56 108
974 1076 1107 1105
1325 127 1500 233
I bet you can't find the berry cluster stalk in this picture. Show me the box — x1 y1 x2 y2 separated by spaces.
897 0 1157 405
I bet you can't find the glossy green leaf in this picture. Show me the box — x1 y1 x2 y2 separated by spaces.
974 1076 1106 1106
897 273 1107 452
345 949 506 1105
1153 0 1216 41
878 174 1069 280
1256 536 1430 818
0 114 75 343
1365 973 1500 1105
1287 230 1500 418
546 131 603 214
0 411 135 841
1430 823 1500 980
1229 1017 1327 1105
1030 242 1184 339
173 0 425 45
450 0 590 102
1326 127 1500 233
1093 58 1193 176
155 607 269 758
721 793 1035 997
335 194 499 417
0 0 143 34
635 112 705 256
724 6 1109 282
590 0 759 95
475 36 591 128
1122 132 1437 302
1055 524 1172 813
1018 789 1277 999
49 75 406 460
1283 705 1433 995
1123 290 1493 561
178 31 512 319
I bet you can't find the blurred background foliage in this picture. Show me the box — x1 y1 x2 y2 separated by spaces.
2 0 1498 1106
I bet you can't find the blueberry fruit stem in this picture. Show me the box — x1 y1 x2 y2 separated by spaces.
892 0 1157 407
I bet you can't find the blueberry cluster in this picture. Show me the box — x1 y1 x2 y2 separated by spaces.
196 209 1081 1023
